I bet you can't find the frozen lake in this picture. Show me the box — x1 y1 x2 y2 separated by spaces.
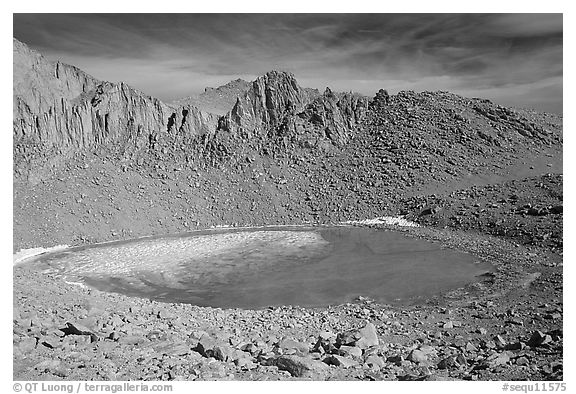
21 226 492 309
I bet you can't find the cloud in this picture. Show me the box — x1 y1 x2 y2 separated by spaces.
486 14 563 37
13 13 563 113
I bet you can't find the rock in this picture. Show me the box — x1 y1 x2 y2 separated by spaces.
506 318 524 326
443 321 454 329
515 356 530 366
485 351 511 368
234 358 257 370
387 355 404 366
256 352 277 367
154 341 191 357
494 335 507 348
437 356 457 369
275 355 329 378
231 349 252 361
455 353 467 367
18 337 37 352
194 334 219 358
278 338 309 354
548 328 563 341
338 345 363 359
481 340 496 349
336 322 379 349
108 331 120 341
527 207 548 216
407 349 428 364
206 361 227 378
318 331 336 342
364 354 386 369
465 341 478 352
477 328 488 335
117 335 148 346
34 359 61 372
15 317 33 328
355 322 380 348
505 341 525 351
527 331 553 347
544 313 562 320
39 334 61 349
418 345 437 356
192 333 236 361
311 339 327 354
323 355 359 369
213 344 236 362
61 322 98 342
239 342 261 357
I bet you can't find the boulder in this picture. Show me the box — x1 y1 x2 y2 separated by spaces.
336 322 379 349
278 338 310 354
527 331 553 347
338 345 363 359
153 341 191 356
60 322 98 343
364 354 386 369
275 355 329 378
407 349 428 364
212 344 236 362
438 354 466 369
494 335 507 349
194 334 234 360
323 354 359 369
33 359 61 372
484 351 511 368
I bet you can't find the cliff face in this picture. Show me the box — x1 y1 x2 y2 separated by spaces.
13 39 218 181
218 71 310 135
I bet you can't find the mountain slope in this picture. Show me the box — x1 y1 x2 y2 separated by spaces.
13 40 368 183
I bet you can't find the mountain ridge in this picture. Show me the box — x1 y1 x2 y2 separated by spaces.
13 38 562 188
13 39 371 182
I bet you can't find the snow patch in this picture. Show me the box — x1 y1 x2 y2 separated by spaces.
13 245 69 266
63 279 88 289
343 216 419 227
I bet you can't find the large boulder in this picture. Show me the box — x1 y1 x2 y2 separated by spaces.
275 355 330 378
336 322 379 349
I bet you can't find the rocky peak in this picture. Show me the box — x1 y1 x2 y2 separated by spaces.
13 38 99 114
370 88 391 109
218 71 309 134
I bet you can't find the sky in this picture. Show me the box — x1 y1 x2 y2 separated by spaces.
13 13 563 113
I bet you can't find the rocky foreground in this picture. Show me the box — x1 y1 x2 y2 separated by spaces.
13 38 563 381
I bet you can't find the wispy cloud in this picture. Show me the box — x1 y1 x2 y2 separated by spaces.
13 13 562 113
